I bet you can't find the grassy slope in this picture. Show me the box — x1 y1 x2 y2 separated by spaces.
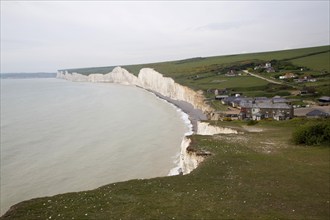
2 119 329 219
64 45 329 97
64 45 329 76
289 51 330 72
123 45 330 77
124 46 330 96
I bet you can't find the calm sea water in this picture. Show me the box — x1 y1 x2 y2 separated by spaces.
0 78 188 215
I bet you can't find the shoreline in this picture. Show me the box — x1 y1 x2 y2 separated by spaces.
1 68 218 217
151 94 194 176
151 91 207 132
1 78 200 217
56 68 212 175
149 91 207 175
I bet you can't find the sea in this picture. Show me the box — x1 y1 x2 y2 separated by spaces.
0 76 190 215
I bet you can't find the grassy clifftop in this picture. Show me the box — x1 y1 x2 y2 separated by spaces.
2 119 329 219
64 45 329 76
63 45 330 98
124 45 329 75
123 45 329 96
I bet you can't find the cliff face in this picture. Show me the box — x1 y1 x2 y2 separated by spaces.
57 67 211 113
178 122 239 175
57 67 140 85
179 137 205 175
138 69 210 112
196 122 238 135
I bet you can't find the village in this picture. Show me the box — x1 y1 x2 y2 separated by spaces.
224 61 320 82
208 61 330 121
212 92 329 121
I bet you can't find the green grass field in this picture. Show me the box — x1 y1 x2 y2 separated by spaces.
2 119 329 219
176 75 269 91
290 51 330 72
122 45 329 78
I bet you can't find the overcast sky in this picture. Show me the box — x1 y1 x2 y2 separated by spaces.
1 1 329 73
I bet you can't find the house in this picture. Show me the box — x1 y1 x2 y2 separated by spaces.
303 75 317 82
224 114 239 120
216 89 228 95
300 89 309 95
225 70 238 77
264 63 275 73
254 62 275 73
254 65 262 70
318 96 330 106
215 95 229 100
294 76 317 83
240 102 293 121
272 97 290 104
273 112 285 121
254 97 269 103
221 96 236 105
266 67 275 73
279 72 297 79
306 109 329 118
220 96 293 120
224 96 253 108
208 88 228 95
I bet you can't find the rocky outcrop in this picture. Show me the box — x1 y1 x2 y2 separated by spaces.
196 121 238 135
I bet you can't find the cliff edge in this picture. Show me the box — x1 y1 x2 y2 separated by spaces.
57 67 212 113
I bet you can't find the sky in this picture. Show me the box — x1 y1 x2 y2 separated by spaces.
1 1 329 73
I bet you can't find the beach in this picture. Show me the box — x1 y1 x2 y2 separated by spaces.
153 91 207 132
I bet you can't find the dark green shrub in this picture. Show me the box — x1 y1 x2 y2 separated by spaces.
277 91 291 96
292 122 330 146
247 120 258 126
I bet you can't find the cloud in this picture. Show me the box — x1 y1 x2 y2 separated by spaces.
195 21 249 31
0 1 329 72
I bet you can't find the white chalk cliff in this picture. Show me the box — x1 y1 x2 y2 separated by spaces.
178 122 238 174
57 67 217 175
57 67 211 112
179 137 204 175
196 121 238 135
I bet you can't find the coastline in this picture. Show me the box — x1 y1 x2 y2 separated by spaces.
56 67 213 175
149 91 208 175
1 78 195 216
1 68 233 217
151 94 194 176
151 91 207 132
56 69 212 175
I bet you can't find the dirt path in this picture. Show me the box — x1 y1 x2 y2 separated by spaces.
243 70 283 85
